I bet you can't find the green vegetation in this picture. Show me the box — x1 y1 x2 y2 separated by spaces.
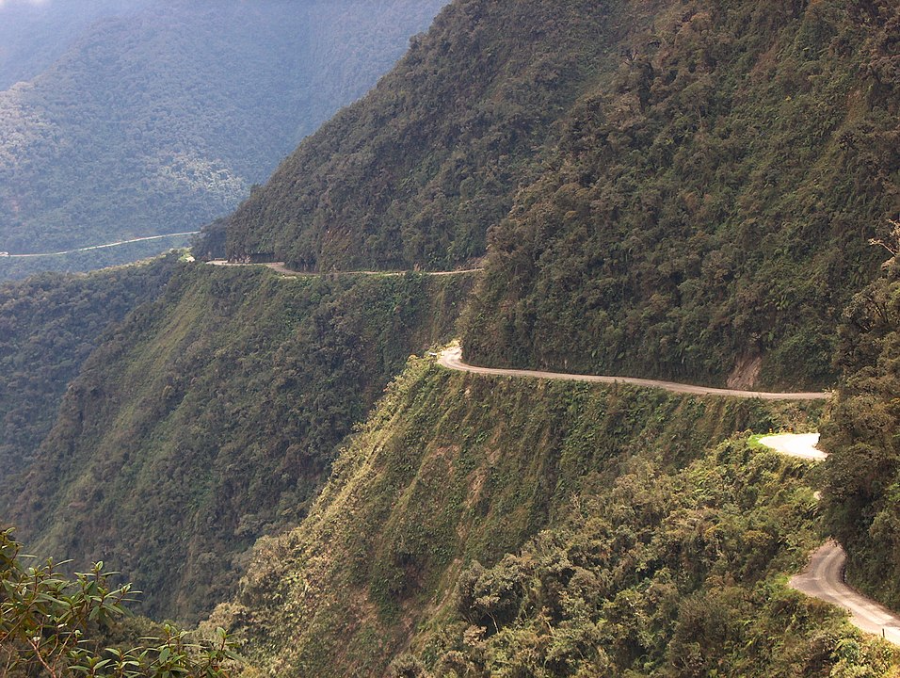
0 528 237 677
211 358 848 676
220 0 629 270
823 241 900 611
0 257 177 483
0 0 444 270
2 0 899 673
404 443 897 677
9 265 474 624
0 1 148 90
462 0 899 390
216 0 897 389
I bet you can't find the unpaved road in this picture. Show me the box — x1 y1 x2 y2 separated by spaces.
5 232 197 258
436 350 899 644
791 541 900 645
437 346 830 400
207 260 483 277
758 433 829 460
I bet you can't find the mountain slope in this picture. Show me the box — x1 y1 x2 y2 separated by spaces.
0 257 177 481
204 358 893 677
0 0 445 260
219 0 898 390
220 0 640 270
823 249 900 612
10 264 473 623
0 0 149 90
461 0 899 390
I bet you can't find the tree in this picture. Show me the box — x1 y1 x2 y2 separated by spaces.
0 527 238 677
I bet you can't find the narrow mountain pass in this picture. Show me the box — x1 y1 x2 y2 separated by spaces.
437 345 830 400
206 260 484 277
791 542 900 646
435 347 900 646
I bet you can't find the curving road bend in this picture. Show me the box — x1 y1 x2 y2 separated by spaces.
791 541 900 645
437 346 830 401
758 432 829 461
436 347 900 645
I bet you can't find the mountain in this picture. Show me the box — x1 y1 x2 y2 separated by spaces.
217 0 899 392
9 265 474 623
2 0 900 674
823 246 900 612
220 0 622 270
0 256 177 478
0 0 150 90
208 357 880 677
0 0 445 267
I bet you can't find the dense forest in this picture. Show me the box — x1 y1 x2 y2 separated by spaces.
8 264 475 623
219 0 624 269
210 360 897 677
0 0 444 267
1 0 899 675
462 0 899 391
0 257 177 480
823 237 900 611
217 0 899 391
0 0 149 89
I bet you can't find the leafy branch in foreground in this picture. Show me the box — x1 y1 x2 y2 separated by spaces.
0 527 239 677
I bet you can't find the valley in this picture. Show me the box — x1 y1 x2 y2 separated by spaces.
2 0 899 676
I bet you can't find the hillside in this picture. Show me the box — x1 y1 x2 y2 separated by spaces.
9 264 474 624
1 0 899 673
822 245 900 612
0 232 193 281
0 0 445 265
219 0 898 391
206 358 900 677
461 0 899 391
0 257 177 480
219 0 631 270
0 0 148 89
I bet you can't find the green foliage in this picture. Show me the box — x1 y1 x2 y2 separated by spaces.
8 265 473 624
0 256 177 488
213 358 826 677
411 440 894 677
217 0 897 389
220 0 622 271
823 252 900 610
0 0 444 271
0 527 238 677
0 1 147 90
462 0 900 390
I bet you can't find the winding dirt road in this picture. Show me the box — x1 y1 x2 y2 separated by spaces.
436 347 899 644
4 232 197 258
791 541 900 645
207 260 483 277
437 346 830 400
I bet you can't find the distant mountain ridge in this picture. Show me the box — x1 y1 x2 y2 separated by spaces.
0 0 445 266
0 0 150 89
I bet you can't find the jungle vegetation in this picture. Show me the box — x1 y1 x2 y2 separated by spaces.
1 0 899 675
6 265 474 624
